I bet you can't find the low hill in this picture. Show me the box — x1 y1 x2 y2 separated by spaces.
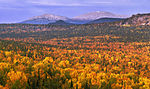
48 20 74 25
88 18 125 24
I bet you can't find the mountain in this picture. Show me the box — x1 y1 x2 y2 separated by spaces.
20 14 84 24
48 20 74 25
20 14 70 24
88 18 125 24
72 11 127 21
20 11 127 24
20 18 56 24
120 13 150 26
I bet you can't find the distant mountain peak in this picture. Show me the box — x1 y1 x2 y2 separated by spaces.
72 11 127 20
20 11 128 24
95 11 112 13
20 14 70 24
29 14 69 21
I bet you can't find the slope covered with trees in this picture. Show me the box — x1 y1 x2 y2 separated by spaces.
0 38 150 89
0 22 149 89
0 24 149 42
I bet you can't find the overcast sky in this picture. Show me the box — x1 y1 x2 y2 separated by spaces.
0 0 149 23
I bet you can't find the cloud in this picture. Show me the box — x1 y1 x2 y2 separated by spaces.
28 0 113 6
91 2 112 4
31 1 87 6
0 0 30 8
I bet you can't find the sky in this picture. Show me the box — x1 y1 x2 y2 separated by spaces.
0 0 150 23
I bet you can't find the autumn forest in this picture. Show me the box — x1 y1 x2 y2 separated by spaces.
0 23 150 89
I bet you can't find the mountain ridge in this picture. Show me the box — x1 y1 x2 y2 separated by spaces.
21 14 70 24
29 14 69 21
20 11 127 24
88 18 125 24
72 11 127 20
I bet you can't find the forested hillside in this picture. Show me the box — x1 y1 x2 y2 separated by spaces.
0 23 150 89
0 38 150 89
0 24 149 42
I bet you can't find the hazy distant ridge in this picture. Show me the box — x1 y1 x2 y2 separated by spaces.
20 11 127 24
72 11 126 20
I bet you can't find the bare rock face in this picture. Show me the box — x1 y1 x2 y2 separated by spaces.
120 13 150 26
